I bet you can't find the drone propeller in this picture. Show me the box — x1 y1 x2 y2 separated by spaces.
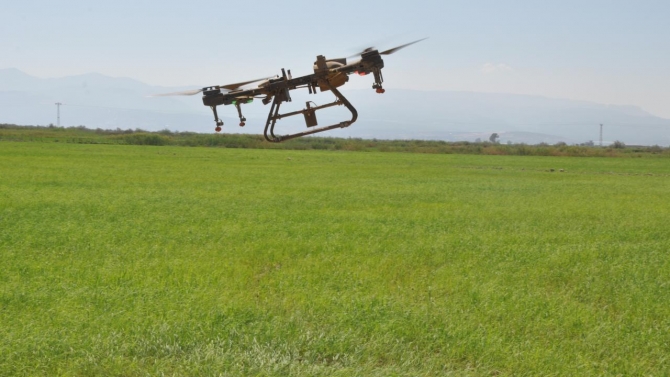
151 77 272 97
347 38 428 58
380 38 428 55
217 77 275 91
151 88 205 97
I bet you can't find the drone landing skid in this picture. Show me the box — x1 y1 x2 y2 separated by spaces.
263 82 358 143
211 106 224 132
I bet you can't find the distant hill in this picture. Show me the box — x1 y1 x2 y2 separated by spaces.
1 68 669 145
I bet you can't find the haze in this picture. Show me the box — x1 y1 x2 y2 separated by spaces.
1 0 669 118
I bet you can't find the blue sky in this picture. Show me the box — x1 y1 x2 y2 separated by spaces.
2 0 669 117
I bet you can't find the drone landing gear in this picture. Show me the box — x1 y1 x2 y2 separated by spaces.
211 106 224 132
372 67 385 93
211 103 248 131
263 81 358 143
235 103 246 127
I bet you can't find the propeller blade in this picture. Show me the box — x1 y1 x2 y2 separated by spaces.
346 47 374 59
344 38 427 59
379 38 428 55
217 76 274 91
150 88 204 97
151 76 272 97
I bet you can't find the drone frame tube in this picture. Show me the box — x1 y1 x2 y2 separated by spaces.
263 81 358 142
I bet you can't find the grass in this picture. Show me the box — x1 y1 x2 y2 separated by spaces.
1 142 669 376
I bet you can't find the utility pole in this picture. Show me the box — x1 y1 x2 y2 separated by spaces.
55 102 62 127
599 123 603 146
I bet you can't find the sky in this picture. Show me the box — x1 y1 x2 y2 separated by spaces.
2 0 670 118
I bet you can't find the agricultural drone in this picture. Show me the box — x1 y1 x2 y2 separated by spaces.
154 39 426 142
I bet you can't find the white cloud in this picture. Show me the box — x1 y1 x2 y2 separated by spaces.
482 63 513 74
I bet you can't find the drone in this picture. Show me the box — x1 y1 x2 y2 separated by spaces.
154 39 426 142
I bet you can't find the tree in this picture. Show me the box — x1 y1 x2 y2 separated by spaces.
489 133 499 143
611 140 626 149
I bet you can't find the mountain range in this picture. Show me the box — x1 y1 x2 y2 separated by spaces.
1 68 669 145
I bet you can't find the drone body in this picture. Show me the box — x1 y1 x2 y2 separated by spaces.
155 39 426 142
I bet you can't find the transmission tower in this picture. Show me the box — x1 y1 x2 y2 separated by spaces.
599 123 603 146
55 102 63 127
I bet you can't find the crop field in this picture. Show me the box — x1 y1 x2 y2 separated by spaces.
1 141 669 376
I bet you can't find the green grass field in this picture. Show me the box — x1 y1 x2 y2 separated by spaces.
1 141 669 376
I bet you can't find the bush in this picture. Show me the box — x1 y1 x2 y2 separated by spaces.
611 140 626 149
118 133 171 146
